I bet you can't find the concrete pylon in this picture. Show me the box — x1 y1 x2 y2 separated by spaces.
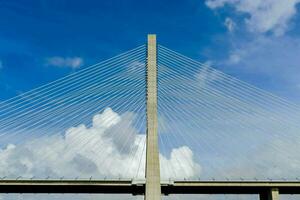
145 34 161 200
260 188 279 200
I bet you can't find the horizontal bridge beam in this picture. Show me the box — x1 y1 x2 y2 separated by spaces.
165 181 300 195
0 180 144 194
0 180 299 195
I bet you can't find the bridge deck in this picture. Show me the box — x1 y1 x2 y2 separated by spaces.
167 181 300 194
0 180 143 194
0 180 299 195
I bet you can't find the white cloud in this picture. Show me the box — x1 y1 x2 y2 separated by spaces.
0 108 200 180
227 52 241 64
161 146 201 179
195 65 225 87
224 17 236 32
205 0 300 99
45 56 83 69
205 0 238 9
221 137 300 180
221 35 300 92
206 0 300 36
204 60 214 67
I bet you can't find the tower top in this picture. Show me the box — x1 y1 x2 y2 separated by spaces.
148 34 156 38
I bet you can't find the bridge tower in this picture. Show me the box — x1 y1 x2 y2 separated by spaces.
145 34 161 200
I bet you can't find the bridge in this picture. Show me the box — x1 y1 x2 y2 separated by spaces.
0 34 300 200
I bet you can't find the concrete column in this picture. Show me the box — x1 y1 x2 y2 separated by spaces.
260 188 279 200
145 34 161 200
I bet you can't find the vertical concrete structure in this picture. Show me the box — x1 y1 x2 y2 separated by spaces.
145 34 161 200
260 188 279 200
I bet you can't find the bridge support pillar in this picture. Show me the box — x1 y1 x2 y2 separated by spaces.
260 188 279 200
145 34 161 200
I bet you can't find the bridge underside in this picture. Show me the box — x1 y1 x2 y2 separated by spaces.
0 180 299 195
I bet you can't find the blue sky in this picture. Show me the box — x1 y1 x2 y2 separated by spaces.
1 2 300 200
1 0 300 102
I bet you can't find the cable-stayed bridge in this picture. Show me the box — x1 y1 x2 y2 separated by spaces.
0 35 300 200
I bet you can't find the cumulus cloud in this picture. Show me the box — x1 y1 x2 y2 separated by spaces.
221 137 300 180
220 35 300 95
0 108 200 180
45 56 83 69
227 52 241 64
205 0 300 99
206 0 300 36
204 60 214 67
160 146 201 179
195 65 224 87
224 17 236 32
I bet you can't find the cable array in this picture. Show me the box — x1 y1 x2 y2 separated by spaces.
0 45 147 180
1 43 300 182
157 45 300 181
